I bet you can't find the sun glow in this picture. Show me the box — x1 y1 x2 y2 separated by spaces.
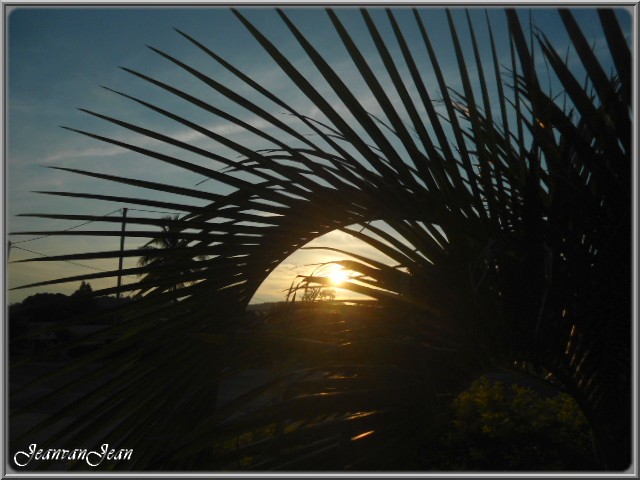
328 268 349 286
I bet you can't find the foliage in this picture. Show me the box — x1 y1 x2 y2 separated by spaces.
11 282 97 324
136 215 208 297
9 7 631 471
288 273 337 303
422 376 599 470
300 286 335 302
9 283 133 363
72 280 93 297
12 292 73 323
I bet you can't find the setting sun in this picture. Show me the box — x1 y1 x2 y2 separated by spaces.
328 268 349 286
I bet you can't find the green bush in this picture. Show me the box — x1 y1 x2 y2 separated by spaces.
423 376 601 471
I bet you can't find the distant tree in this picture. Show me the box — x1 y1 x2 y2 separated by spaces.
318 288 336 301
137 215 207 301
11 282 98 326
69 281 97 315
71 280 93 297
299 285 336 302
300 285 321 302
17 292 72 323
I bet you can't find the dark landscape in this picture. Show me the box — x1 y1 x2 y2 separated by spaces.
7 6 633 473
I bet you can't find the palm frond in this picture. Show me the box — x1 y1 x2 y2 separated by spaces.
10 7 631 471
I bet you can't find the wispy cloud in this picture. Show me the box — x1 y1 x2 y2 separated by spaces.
43 145 127 164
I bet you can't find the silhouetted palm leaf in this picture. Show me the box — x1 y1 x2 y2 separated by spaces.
10 7 631 471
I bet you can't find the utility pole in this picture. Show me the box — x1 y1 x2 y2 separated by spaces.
116 208 128 299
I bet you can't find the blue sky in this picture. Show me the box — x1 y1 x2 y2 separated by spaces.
5 5 632 304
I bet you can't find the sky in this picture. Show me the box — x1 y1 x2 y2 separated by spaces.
5 5 632 305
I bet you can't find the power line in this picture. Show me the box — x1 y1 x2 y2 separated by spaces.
11 208 124 245
9 207 192 289
10 244 137 279
127 208 181 215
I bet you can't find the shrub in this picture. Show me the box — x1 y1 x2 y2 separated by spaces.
423 376 600 471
